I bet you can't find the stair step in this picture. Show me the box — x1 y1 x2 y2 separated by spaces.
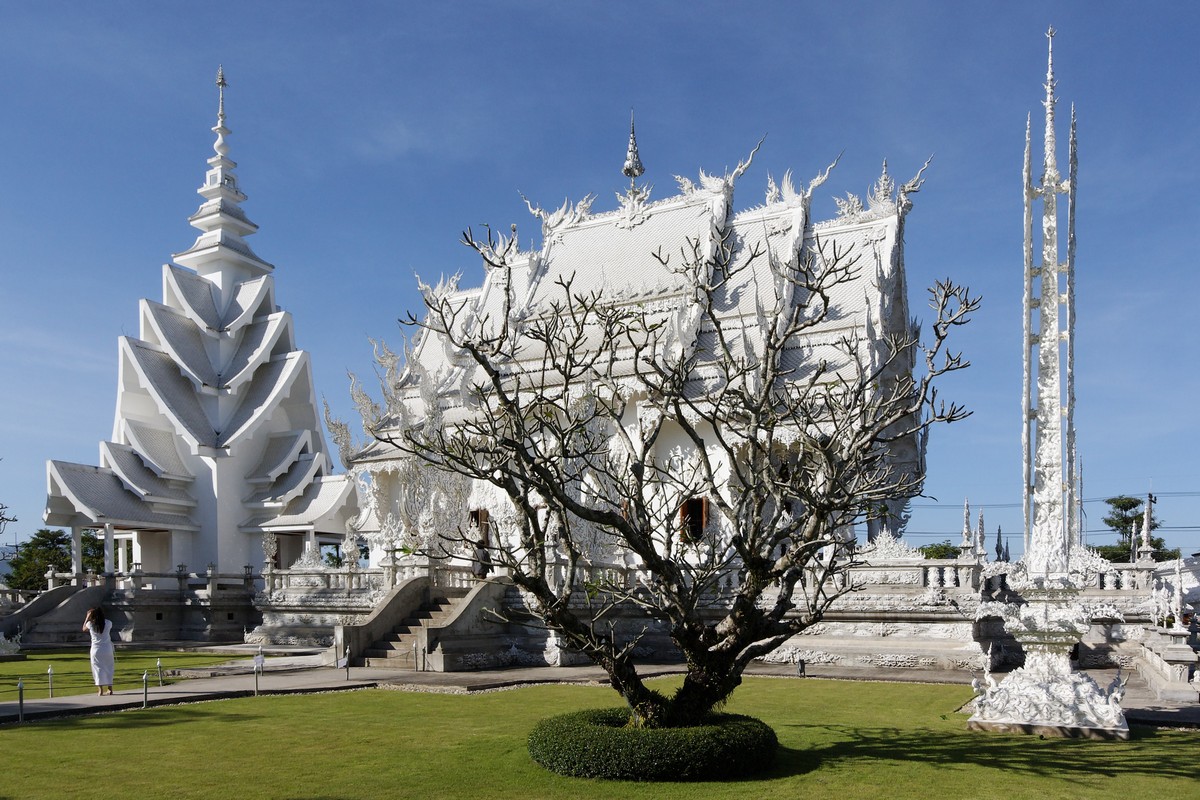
365 648 416 660
359 591 470 666
377 638 416 650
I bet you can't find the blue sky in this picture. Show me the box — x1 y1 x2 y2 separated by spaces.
1 2 1197 556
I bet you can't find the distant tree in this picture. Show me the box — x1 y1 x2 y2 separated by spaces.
1092 495 1178 562
7 528 105 591
918 540 961 559
321 542 369 568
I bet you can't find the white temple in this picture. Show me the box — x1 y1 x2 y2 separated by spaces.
348 124 927 566
43 69 358 587
13 45 1193 689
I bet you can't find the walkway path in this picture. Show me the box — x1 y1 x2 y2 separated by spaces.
1 648 1196 728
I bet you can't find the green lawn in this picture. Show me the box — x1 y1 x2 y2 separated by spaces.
0 676 1194 800
0 649 237 700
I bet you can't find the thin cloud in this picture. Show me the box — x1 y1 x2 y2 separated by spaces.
349 117 425 163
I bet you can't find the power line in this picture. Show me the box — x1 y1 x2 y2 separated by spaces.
911 491 1200 510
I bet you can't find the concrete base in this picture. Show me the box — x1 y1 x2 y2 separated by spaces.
967 718 1130 741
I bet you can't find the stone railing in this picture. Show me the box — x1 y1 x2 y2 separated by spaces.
1137 625 1199 702
47 564 258 596
530 553 989 601
852 558 983 590
261 558 478 598
976 560 1159 598
0 587 36 606
263 567 377 593
1081 562 1157 592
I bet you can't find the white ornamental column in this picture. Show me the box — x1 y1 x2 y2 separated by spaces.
103 522 115 574
1023 26 1076 578
70 526 83 583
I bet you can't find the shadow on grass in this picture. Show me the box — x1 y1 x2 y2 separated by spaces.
771 723 1197 781
766 744 824 779
22 705 269 731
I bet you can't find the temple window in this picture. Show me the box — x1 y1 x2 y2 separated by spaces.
678 497 708 543
469 508 490 542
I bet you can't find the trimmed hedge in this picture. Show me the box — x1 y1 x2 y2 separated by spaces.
527 707 778 781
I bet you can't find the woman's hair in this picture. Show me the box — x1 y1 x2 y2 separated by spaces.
86 607 106 630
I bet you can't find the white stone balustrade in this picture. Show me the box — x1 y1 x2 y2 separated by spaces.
1137 626 1199 702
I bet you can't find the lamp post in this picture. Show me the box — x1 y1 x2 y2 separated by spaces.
0 503 16 565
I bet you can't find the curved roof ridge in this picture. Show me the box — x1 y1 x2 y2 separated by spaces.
122 420 193 480
100 442 195 507
217 352 306 448
121 338 216 448
220 274 274 331
163 265 221 330
244 453 321 506
220 313 289 390
141 300 219 388
246 429 311 485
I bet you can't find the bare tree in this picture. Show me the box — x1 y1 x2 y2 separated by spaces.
353 164 977 728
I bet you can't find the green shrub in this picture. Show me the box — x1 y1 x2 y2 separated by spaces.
527 707 777 781
918 540 962 559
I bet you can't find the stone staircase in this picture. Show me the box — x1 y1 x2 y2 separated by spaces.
358 588 470 668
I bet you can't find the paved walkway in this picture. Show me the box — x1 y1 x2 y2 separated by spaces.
1 648 1196 728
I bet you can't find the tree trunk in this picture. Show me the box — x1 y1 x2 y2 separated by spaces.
663 655 742 727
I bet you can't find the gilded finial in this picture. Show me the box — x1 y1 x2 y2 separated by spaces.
622 109 645 189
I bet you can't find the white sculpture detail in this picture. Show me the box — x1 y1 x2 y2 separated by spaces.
970 29 1127 739
863 529 922 561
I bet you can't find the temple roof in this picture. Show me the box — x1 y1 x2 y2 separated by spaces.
221 314 289 389
244 475 358 532
121 337 219 447
142 301 220 387
100 442 194 508
122 420 192 480
244 454 321 506
247 430 311 485
164 265 222 330
401 158 911 416
45 461 198 530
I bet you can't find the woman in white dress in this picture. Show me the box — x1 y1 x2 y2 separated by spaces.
82 607 115 696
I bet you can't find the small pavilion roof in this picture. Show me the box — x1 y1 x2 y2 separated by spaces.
45 461 198 531
243 475 357 533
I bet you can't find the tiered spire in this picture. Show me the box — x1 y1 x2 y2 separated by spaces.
45 65 358 584
622 110 645 190
173 66 273 283
1022 27 1078 577
1041 28 1058 185
976 509 987 558
960 499 973 549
